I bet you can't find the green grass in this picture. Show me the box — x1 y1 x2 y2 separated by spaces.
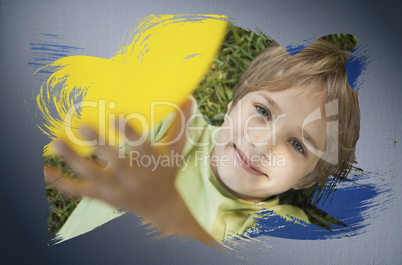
44 156 81 233
193 24 273 126
44 25 358 234
322 33 357 52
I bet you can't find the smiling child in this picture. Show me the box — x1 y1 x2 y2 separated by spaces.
45 38 360 245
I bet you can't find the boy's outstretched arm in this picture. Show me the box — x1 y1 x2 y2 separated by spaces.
44 98 219 247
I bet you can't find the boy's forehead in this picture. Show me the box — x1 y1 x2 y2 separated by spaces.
242 88 325 112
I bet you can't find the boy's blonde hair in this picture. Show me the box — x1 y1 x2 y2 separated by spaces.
230 39 360 186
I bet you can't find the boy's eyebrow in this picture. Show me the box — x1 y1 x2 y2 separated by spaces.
258 93 281 112
297 127 318 151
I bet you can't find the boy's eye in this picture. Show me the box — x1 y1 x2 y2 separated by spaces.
256 106 270 119
290 140 305 154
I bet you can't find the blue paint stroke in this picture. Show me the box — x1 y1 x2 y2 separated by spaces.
346 45 370 91
29 34 84 76
286 44 307 56
184 53 202 60
41 33 58 37
247 170 392 240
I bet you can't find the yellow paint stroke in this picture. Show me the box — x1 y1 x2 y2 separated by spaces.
37 15 228 156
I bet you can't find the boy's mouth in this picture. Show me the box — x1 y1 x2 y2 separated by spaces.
234 145 267 177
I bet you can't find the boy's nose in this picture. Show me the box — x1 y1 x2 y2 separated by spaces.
244 124 286 156
244 126 271 148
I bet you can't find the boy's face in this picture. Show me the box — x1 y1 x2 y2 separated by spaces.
210 87 327 201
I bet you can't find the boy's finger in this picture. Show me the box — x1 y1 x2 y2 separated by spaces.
80 125 121 167
52 139 103 180
168 98 193 155
44 166 95 198
114 118 154 156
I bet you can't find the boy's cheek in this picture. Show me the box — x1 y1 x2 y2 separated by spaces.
219 155 231 167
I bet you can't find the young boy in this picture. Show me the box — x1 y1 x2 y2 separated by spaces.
44 39 360 245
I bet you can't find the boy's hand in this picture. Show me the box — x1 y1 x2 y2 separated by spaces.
44 99 218 244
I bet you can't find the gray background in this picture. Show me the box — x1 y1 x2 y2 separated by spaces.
1 0 401 264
